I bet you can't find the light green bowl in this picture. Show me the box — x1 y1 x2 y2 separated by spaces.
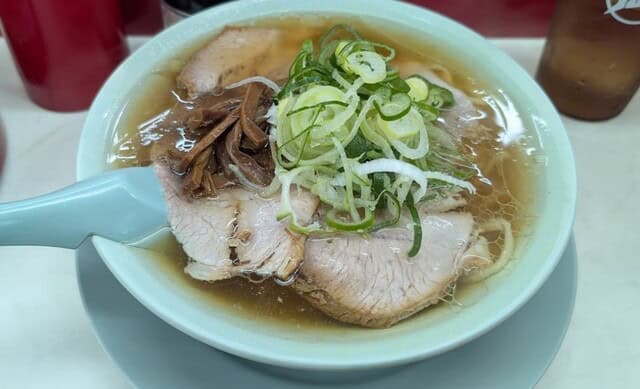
77 0 576 371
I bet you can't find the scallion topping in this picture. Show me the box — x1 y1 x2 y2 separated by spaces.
405 192 422 257
270 25 476 253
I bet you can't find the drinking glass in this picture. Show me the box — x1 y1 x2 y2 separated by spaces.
536 0 640 120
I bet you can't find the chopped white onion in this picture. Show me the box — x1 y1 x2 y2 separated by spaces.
332 158 428 199
424 171 476 194
332 158 475 200
265 103 278 126
389 121 429 160
225 76 281 93
344 77 365 98
331 69 353 90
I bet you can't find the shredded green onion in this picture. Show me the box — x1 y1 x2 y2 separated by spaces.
405 192 422 257
270 25 476 253
373 93 412 121
369 190 401 232
326 208 374 231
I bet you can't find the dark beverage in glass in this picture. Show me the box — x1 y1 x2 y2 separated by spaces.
536 0 640 120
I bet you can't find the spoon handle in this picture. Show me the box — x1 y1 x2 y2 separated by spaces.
0 167 167 249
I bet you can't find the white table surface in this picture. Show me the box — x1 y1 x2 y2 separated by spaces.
0 37 638 389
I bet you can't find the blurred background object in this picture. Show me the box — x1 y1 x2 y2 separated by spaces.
119 0 557 35
116 0 639 121
161 0 194 27
413 0 556 36
0 0 556 111
17 0 638 121
536 0 640 120
0 0 129 111
119 0 164 34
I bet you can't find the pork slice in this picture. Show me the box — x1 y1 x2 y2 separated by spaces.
235 189 318 281
177 26 285 98
155 163 239 280
294 212 476 328
154 163 319 282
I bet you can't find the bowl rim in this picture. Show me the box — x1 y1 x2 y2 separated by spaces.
78 0 576 371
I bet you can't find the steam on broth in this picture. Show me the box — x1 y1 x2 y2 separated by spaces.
108 17 537 328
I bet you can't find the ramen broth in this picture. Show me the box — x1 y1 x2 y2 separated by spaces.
108 17 537 327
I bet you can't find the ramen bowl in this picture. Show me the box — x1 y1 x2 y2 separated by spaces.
77 0 576 371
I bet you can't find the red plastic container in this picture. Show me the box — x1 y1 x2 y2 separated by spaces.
0 0 129 111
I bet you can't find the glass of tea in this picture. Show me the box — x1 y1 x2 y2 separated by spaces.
536 0 640 120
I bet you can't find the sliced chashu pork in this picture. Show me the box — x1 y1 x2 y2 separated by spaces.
177 26 289 98
154 163 318 282
295 211 481 328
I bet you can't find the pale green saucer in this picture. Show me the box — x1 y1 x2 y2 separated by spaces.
77 237 576 388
